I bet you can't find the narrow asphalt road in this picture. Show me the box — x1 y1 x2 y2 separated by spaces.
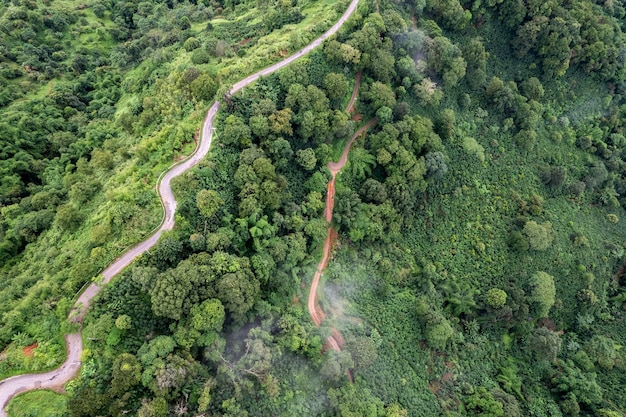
0 0 360 414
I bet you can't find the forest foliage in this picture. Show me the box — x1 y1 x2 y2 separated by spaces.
4 0 626 415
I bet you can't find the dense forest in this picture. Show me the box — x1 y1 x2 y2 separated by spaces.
0 0 341 376
4 0 626 415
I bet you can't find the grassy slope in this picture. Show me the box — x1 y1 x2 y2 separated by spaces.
0 0 342 381
7 390 67 417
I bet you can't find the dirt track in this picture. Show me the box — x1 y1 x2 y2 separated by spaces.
307 70 376 362
0 0 361 414
307 120 377 348
344 71 362 114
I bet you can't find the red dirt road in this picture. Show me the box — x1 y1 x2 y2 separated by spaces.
328 118 378 177
344 71 362 114
307 113 377 360
307 67 376 361
308 228 338 327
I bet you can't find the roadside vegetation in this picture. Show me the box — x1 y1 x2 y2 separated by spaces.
0 0 342 378
3 0 626 415
7 390 67 417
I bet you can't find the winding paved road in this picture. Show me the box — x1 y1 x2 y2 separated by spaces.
0 0 359 414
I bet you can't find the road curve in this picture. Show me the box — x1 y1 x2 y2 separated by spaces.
0 0 360 414
0 334 81 413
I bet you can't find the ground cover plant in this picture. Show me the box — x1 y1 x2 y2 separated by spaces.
4 0 626 415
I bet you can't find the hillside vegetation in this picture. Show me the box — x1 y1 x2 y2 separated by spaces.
0 0 342 377
4 0 626 415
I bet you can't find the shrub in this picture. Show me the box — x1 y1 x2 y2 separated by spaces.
191 49 210 65
184 37 200 52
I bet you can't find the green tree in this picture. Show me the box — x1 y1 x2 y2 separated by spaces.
428 0 472 30
486 288 507 308
296 148 317 170
328 383 385 416
137 397 168 417
92 3 106 18
360 178 388 203
249 115 269 138
425 151 448 179
551 361 603 405
178 16 191 30
365 81 396 112
151 235 183 268
190 298 225 333
196 189 223 218
347 147 376 179
464 387 504 417
426 317 454 351
191 74 218 102
320 350 355 385
268 108 293 136
223 115 252 147
530 327 562 362
55 203 83 231
386 404 408 417
443 56 467 88
376 106 393 124
529 271 556 318
523 220 553 251
463 38 489 88
560 393 580 417
184 37 200 52
111 353 141 394
115 314 132 330
191 49 211 65
216 270 260 323
520 77 545 100
585 335 618 369
366 49 396 83
323 73 350 101
150 268 191 320
514 129 537 149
